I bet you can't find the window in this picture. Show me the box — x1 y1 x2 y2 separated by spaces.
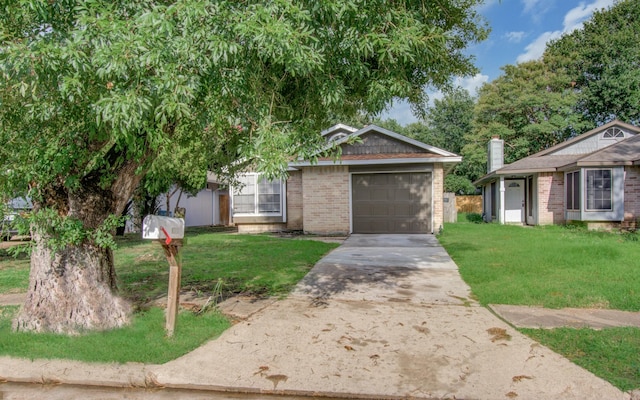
585 169 612 211
602 127 624 139
565 171 580 210
233 174 283 215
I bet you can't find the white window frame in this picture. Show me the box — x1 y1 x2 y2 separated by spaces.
232 173 285 216
602 127 624 139
585 168 613 211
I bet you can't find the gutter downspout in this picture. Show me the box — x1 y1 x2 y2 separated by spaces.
499 176 506 224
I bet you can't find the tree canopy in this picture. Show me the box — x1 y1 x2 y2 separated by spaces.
0 0 488 334
545 0 640 125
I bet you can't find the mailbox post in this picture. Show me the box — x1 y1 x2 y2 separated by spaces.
142 215 186 337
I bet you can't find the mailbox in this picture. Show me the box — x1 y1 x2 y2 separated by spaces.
142 215 185 240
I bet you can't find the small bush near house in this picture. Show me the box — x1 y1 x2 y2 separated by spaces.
465 213 483 223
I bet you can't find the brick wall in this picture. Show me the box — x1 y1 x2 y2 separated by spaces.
537 172 565 225
433 164 444 232
623 166 640 228
286 170 303 230
302 165 350 234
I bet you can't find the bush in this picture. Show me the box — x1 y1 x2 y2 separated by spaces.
465 213 483 223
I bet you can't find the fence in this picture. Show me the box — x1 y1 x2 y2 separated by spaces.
443 193 457 223
456 195 482 214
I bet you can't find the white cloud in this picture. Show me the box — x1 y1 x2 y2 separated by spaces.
516 30 561 63
504 31 527 43
522 0 542 14
454 74 490 97
377 99 417 125
516 0 615 63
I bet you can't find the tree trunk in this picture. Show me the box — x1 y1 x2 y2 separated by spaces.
13 155 148 334
13 232 131 334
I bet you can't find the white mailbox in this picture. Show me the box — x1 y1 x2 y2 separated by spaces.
142 215 185 240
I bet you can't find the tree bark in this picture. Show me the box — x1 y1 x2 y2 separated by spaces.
13 232 131 334
13 154 149 334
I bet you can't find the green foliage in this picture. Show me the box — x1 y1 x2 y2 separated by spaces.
426 86 474 155
545 0 640 125
465 213 483 223
465 60 590 179
444 174 476 195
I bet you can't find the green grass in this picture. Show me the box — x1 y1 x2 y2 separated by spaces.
522 327 640 392
0 306 230 364
0 228 338 363
0 250 29 293
438 221 640 391
438 222 640 310
115 229 339 305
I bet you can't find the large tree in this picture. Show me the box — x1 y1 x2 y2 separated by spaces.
462 60 589 181
545 0 640 125
0 0 488 334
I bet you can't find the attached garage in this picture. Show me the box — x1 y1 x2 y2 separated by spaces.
351 172 432 233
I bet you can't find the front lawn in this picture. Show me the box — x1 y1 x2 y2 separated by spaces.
438 220 640 391
438 222 640 310
0 228 338 363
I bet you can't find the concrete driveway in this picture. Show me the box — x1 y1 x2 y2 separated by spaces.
152 234 627 399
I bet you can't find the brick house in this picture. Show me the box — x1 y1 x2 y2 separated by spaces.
474 120 640 229
231 124 461 234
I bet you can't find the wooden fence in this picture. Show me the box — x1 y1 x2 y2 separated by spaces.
456 195 482 214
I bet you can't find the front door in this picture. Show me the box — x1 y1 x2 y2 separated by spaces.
505 180 525 223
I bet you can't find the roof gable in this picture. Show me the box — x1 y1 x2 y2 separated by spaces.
289 124 461 167
334 125 458 157
538 120 640 157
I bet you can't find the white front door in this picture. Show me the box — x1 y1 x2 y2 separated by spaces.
505 180 525 223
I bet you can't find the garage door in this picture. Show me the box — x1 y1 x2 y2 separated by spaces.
352 172 431 233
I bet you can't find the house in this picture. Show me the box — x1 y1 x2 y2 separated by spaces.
160 172 230 228
178 124 457 235
474 120 640 230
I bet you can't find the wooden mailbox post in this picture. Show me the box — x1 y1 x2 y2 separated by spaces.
142 215 185 337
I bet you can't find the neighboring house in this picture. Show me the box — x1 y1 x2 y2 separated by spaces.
474 120 640 230
230 124 461 234
161 172 230 228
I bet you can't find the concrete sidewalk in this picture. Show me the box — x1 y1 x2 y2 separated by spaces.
0 234 633 399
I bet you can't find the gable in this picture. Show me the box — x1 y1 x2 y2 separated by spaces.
340 131 434 157
544 121 639 156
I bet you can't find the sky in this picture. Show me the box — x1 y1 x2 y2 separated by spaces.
380 0 617 125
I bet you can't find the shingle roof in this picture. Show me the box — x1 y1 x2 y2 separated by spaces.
499 154 583 173
577 133 640 166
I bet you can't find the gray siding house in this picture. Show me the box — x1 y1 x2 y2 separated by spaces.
474 120 640 229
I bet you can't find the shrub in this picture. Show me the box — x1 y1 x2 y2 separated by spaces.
466 213 483 223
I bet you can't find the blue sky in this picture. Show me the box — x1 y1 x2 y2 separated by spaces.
381 0 616 125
